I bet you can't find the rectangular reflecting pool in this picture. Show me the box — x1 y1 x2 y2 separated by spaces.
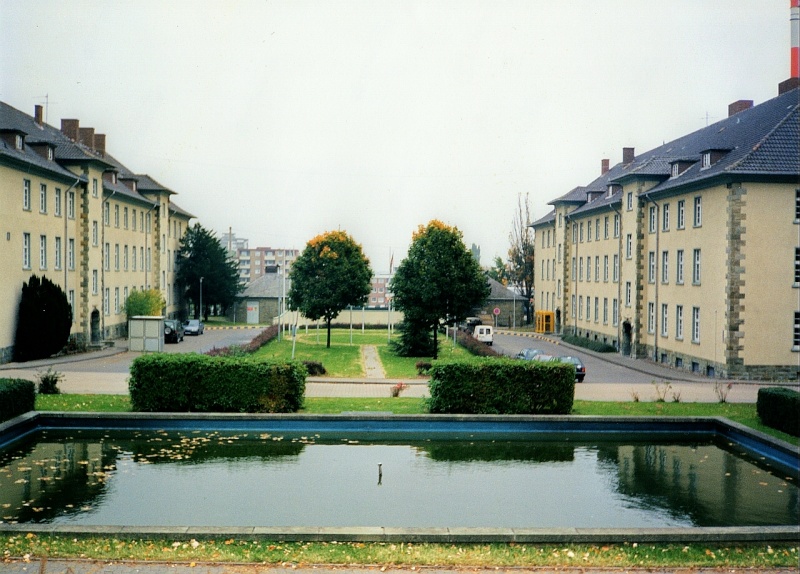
0 413 798 541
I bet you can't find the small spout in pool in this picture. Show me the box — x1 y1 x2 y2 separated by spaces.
378 463 382 486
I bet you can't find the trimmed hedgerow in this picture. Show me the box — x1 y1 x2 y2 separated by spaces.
0 378 36 422
561 334 616 353
129 353 306 413
205 325 279 357
427 358 574 415
455 330 500 357
757 387 800 437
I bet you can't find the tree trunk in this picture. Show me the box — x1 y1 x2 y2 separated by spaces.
326 317 332 348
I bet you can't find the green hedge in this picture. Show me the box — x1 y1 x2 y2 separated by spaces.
0 378 36 422
129 354 306 413
427 358 574 414
561 334 616 353
757 387 800 437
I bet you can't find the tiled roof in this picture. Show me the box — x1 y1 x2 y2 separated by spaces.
531 209 555 227
486 277 518 300
239 272 292 298
548 186 588 205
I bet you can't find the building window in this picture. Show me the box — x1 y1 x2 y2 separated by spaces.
15 133 23 149
114 244 120 271
39 184 47 213
627 191 633 211
676 305 684 340
124 246 129 271
23 179 31 210
586 296 591 321
661 251 669 284
92 178 98 198
54 237 62 270
39 235 47 269
55 188 62 216
67 191 75 219
571 257 576 279
692 249 701 284
114 287 120 314
571 295 576 318
677 199 685 229
103 202 110 226
603 255 609 282
693 196 702 227
92 221 98 246
104 243 110 271
586 257 591 282
692 307 700 343
579 257 583 281
612 298 619 326
587 224 592 242
795 247 800 286
572 223 577 243
648 251 656 283
603 298 608 324
594 297 599 323
579 222 584 242
613 254 619 282
124 207 129 229
595 219 600 240
604 216 609 239
649 206 657 233
114 204 120 227
132 248 137 272
661 303 668 336
104 288 110 315
68 239 75 270
593 256 599 282
578 296 583 319
647 302 655 333
795 189 800 222
625 282 631 307
662 203 670 231
794 311 800 350
92 270 98 295
68 290 75 319
626 234 632 259
22 233 31 269
613 214 620 238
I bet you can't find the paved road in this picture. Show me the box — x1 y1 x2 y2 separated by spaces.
0 327 796 402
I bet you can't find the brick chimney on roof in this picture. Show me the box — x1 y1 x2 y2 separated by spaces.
622 147 635 164
78 127 95 149
34 105 44 126
601 159 610 175
728 100 753 117
94 134 106 156
779 77 800 94
61 119 79 141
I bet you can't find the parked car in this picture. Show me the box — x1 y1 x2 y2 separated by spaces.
183 319 204 335
551 355 586 382
164 319 184 343
473 325 493 345
530 354 553 362
516 348 545 360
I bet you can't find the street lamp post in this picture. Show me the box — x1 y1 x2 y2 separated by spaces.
199 277 204 320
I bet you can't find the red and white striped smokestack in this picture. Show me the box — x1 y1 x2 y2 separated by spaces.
792 0 799 78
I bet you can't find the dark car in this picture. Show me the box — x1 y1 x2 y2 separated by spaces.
551 355 586 382
164 319 184 343
515 348 545 360
183 319 204 335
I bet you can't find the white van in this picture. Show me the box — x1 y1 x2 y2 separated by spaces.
474 325 493 345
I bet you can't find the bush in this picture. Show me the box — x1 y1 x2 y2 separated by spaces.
124 288 166 318
427 358 574 415
561 334 616 353
0 378 36 422
36 367 62 394
757 387 800 437
128 353 306 413
455 330 500 357
415 361 432 375
303 361 326 376
14 275 72 361
205 325 279 356
389 321 435 357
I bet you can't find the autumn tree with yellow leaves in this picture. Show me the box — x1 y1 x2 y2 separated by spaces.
288 230 373 348
390 220 489 359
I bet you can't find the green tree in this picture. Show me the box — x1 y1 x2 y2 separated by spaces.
123 289 166 318
288 230 373 348
507 193 535 324
390 220 490 359
486 255 510 286
14 275 72 362
176 223 240 320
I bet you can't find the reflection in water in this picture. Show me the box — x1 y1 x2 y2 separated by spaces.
0 430 797 528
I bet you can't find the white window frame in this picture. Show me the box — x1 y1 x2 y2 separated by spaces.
39 235 47 269
612 298 619 326
23 179 31 210
648 251 656 283
677 199 685 229
54 236 62 270
614 213 620 238
693 196 702 227
662 203 670 231
626 234 632 259
55 188 62 217
692 249 701 285
92 270 98 295
68 239 75 270
661 303 668 337
649 206 657 233
67 191 75 219
676 249 685 284
661 251 669 284
676 305 684 340
647 302 655 333
613 254 619 283
627 191 633 211
39 183 47 213
692 307 701 343
92 221 98 246
625 281 631 307
22 233 31 269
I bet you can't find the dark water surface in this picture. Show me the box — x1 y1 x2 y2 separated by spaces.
1 429 797 527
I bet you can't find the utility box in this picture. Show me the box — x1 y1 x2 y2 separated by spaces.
535 310 555 334
129 316 164 352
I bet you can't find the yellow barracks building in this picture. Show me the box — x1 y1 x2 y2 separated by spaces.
0 102 194 363
532 80 799 381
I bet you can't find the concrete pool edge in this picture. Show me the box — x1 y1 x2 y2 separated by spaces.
0 523 798 544
1 412 799 544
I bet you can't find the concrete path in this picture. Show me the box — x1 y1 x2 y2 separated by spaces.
360 345 386 379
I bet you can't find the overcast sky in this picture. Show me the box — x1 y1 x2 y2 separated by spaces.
1 0 792 272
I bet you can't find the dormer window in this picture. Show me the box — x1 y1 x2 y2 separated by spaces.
15 134 23 150
700 149 729 169
47 147 53 160
670 159 696 178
